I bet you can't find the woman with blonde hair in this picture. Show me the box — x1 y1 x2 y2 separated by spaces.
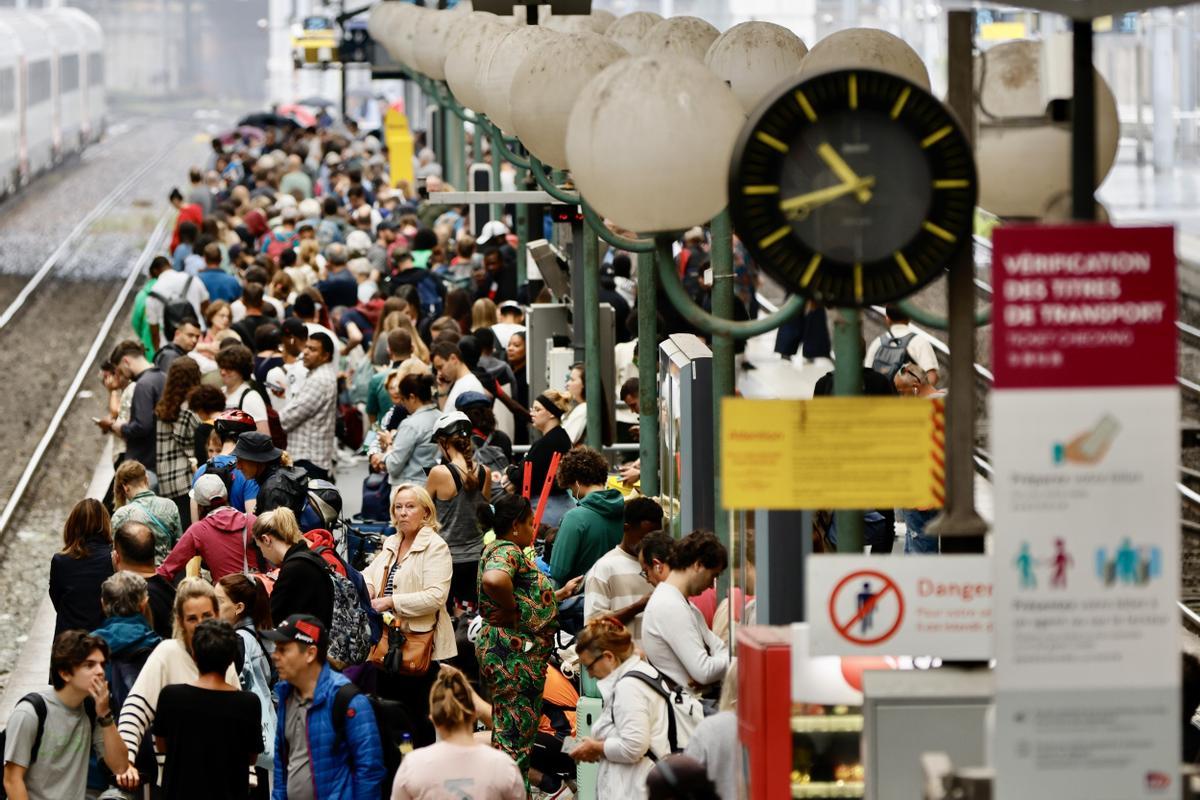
117 578 241 787
569 617 674 800
154 356 202 526
251 507 333 628
363 484 456 746
389 668 524 800
471 297 498 332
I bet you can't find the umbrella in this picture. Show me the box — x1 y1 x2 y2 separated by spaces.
217 125 266 146
277 103 318 128
237 112 299 130
297 96 335 108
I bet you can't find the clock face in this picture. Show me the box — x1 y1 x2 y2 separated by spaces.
728 69 977 307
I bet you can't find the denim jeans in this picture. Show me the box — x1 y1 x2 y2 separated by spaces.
904 508 940 554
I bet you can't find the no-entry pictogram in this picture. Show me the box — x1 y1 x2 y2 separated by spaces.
828 570 905 646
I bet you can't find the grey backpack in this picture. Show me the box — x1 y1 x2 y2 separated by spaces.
870 331 917 382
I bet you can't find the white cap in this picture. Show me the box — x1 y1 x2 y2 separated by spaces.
189 473 228 506
345 230 372 256
476 220 510 246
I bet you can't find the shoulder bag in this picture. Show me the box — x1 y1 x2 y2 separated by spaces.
369 545 438 676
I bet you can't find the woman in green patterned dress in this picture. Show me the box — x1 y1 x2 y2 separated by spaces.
477 493 583 780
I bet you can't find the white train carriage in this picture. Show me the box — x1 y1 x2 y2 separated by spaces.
60 8 104 144
2 11 56 177
43 7 100 150
0 17 21 196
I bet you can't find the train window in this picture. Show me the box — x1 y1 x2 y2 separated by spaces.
0 69 13 115
28 60 50 105
88 53 103 87
60 54 79 93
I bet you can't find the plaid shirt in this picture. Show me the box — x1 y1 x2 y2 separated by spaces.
155 409 199 498
279 360 338 472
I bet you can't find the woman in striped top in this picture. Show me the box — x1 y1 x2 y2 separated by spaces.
117 578 241 791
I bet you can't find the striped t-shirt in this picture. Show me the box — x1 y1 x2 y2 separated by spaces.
583 545 653 642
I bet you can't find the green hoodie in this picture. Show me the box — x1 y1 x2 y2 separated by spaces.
549 488 626 586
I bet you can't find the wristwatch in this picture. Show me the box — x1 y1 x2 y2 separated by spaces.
97 712 115 728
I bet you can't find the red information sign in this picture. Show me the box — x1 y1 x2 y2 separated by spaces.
992 224 1176 389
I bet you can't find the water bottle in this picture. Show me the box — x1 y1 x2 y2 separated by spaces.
399 732 414 757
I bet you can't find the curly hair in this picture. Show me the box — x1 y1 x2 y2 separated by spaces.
556 446 609 489
155 356 201 422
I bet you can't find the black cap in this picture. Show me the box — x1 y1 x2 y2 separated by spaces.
231 431 283 463
261 614 326 647
281 317 308 339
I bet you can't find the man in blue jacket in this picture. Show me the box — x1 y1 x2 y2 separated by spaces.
265 614 385 799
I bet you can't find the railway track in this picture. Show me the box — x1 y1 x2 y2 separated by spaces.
0 213 170 538
0 135 180 332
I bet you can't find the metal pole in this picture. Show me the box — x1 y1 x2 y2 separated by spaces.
582 227 603 452
490 132 504 226
443 102 466 191
928 8 988 547
637 249 660 498
831 309 863 552
710 210 735 562
1073 18 1097 219
515 169 529 287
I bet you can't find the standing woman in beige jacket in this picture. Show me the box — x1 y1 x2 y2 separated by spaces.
363 484 457 746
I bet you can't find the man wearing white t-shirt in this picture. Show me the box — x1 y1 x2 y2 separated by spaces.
216 344 271 437
144 269 210 349
431 340 486 411
584 497 664 643
863 305 940 387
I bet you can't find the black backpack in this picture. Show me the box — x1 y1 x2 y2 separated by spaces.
260 465 311 519
148 275 198 342
870 331 918 382
106 647 158 786
236 381 289 451
204 457 238 499
332 683 410 800
0 693 96 799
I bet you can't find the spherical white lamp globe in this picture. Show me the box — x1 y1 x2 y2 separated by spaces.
606 11 662 55
800 28 930 91
445 15 510 112
413 10 460 80
476 25 561 133
393 5 428 69
640 16 720 62
566 55 746 232
705 21 808 112
510 32 627 169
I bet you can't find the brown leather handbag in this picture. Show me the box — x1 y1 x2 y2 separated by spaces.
370 549 438 675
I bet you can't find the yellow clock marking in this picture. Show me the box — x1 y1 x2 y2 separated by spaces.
894 251 918 284
933 179 970 189
848 74 858 109
923 221 956 242
853 263 864 303
755 132 789 154
799 253 822 288
742 185 780 196
921 125 953 149
759 226 791 249
890 87 911 120
794 90 818 123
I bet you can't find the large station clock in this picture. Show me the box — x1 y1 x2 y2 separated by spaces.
729 68 977 307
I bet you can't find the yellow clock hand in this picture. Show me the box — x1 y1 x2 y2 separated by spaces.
779 177 876 218
816 143 872 203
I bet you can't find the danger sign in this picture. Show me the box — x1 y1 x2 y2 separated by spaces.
828 570 905 646
807 556 993 658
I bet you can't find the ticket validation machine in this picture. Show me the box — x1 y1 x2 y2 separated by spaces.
658 334 714 535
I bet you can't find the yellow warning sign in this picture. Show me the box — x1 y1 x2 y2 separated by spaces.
720 397 945 510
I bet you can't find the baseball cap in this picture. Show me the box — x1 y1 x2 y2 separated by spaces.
454 391 491 410
261 614 326 648
189 473 228 506
476 220 509 246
